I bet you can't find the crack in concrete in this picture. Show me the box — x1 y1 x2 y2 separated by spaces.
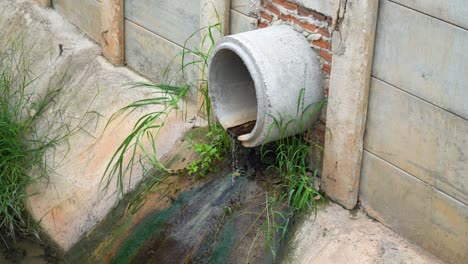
332 0 348 32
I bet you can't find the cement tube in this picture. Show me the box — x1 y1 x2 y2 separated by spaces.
208 25 323 147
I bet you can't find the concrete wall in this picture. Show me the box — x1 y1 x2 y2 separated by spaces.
124 0 200 84
51 0 231 85
124 0 230 89
360 1 468 263
53 0 102 44
230 0 259 34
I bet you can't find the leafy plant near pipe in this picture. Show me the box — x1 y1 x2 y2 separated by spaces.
100 18 231 198
261 92 327 255
264 89 327 213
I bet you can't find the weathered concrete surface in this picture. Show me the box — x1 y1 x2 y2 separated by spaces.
289 0 335 17
209 25 323 147
230 9 258 34
283 203 444 264
33 0 50 7
124 0 230 111
231 0 260 16
373 0 468 119
200 0 231 48
391 0 468 30
365 78 468 205
53 0 102 44
0 0 196 250
125 0 201 49
362 2 468 262
101 0 124 65
124 20 198 97
360 151 468 264
322 0 379 209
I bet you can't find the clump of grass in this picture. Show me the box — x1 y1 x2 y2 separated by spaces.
0 41 65 240
258 89 327 256
264 89 327 213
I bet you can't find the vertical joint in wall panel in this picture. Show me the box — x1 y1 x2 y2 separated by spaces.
101 0 124 65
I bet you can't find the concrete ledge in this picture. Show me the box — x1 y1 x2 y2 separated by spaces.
284 203 443 264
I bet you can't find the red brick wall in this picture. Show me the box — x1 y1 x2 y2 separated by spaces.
259 0 332 86
258 0 332 146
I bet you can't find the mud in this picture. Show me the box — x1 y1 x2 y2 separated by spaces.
228 120 257 136
0 234 61 264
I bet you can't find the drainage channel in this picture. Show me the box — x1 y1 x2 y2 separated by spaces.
65 128 289 264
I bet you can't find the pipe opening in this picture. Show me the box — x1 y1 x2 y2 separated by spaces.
210 49 257 136
209 26 323 147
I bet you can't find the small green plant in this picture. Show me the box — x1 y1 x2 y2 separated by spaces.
0 40 67 240
261 191 292 257
187 124 230 177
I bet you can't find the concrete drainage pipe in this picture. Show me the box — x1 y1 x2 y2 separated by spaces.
208 25 323 147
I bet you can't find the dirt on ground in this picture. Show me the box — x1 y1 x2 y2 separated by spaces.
0 234 62 264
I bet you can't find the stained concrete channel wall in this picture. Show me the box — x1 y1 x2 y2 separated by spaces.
359 1 468 263
1 0 196 250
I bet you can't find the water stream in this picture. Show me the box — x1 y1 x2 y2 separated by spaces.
229 131 241 181
227 120 257 182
